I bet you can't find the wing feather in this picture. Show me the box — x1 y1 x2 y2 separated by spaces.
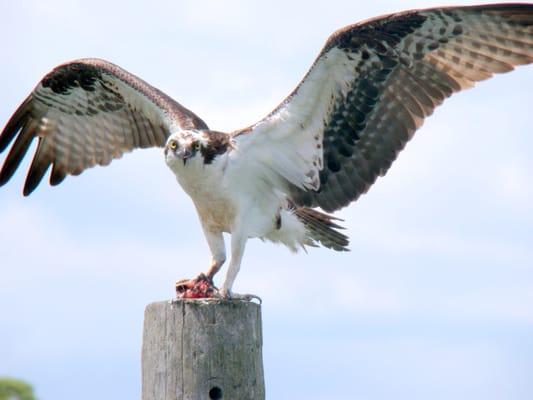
0 119 38 186
0 58 208 195
24 138 52 195
233 3 533 211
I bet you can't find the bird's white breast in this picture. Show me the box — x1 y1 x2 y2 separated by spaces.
168 150 286 237
168 154 237 232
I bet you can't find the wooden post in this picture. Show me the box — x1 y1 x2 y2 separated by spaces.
141 299 265 400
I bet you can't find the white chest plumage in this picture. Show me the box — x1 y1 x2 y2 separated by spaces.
165 140 304 245
168 152 238 232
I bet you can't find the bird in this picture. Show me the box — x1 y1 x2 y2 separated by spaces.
1 3 532 299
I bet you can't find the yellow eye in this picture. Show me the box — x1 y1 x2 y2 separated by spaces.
194 142 201 151
169 140 177 150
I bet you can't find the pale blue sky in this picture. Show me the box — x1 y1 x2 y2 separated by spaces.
0 1 532 399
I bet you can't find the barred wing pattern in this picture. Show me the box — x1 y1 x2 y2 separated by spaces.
235 4 533 212
0 58 208 195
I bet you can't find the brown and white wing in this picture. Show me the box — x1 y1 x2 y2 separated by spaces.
0 58 208 195
232 3 533 212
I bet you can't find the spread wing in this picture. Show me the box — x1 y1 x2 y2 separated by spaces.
233 3 533 212
0 58 208 195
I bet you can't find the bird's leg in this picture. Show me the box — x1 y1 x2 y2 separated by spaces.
176 229 225 299
218 229 261 303
219 231 246 297
204 230 226 281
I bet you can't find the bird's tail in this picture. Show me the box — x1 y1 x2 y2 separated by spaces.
294 207 349 251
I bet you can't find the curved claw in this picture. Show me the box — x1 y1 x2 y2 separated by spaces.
175 275 261 303
238 293 262 304
217 288 262 304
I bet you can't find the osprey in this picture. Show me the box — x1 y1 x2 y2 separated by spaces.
1 4 532 299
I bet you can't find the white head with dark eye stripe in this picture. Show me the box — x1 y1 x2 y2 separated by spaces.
164 129 209 168
165 129 232 170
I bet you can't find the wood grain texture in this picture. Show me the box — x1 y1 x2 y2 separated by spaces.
142 300 265 400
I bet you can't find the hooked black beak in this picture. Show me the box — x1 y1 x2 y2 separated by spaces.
166 139 192 165
176 148 192 165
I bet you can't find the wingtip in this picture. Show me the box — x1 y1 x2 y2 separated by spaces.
0 173 8 188
50 168 67 186
0 163 15 188
23 177 39 196
0 96 32 153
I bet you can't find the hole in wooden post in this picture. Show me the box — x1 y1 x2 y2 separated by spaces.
209 386 223 399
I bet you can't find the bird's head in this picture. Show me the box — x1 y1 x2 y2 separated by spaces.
165 129 231 169
165 130 207 167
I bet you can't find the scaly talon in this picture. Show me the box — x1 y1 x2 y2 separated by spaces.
217 288 262 303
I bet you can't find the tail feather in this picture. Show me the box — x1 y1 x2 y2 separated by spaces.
294 207 349 251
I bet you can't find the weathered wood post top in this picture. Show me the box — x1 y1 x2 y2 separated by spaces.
142 299 265 400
